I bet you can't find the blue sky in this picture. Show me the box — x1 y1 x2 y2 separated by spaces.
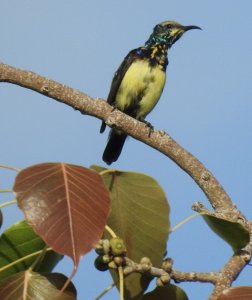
1 1 252 299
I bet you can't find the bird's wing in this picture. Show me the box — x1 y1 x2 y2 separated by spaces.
107 48 139 105
100 48 139 133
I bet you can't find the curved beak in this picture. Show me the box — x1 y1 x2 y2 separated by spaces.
183 25 202 31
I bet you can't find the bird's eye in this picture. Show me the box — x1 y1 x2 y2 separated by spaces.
166 24 172 29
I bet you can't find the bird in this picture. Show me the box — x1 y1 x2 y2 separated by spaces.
101 20 201 165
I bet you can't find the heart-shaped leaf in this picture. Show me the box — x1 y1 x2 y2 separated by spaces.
92 166 170 299
202 214 249 251
0 220 62 282
217 286 252 299
143 284 188 300
13 163 110 267
0 270 76 300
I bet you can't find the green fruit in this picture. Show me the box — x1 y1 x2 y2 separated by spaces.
110 237 126 256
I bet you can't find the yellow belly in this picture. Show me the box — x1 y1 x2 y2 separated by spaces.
115 60 166 119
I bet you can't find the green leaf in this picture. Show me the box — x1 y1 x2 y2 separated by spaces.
0 270 76 300
143 284 188 300
0 220 62 281
92 165 170 299
203 214 249 251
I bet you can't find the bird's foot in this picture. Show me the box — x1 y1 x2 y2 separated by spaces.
111 106 117 112
143 120 154 137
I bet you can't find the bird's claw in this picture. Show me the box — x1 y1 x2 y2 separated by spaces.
143 120 154 137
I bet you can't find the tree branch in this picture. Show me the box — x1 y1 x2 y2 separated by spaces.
1 62 252 299
121 254 250 300
209 251 251 300
124 257 218 284
0 62 235 212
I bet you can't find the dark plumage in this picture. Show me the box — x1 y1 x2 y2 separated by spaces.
101 21 201 164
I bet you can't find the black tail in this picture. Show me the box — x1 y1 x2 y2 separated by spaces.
102 130 127 165
100 121 106 133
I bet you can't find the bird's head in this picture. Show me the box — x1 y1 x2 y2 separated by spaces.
146 20 201 48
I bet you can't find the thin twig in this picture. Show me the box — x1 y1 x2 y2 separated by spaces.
124 257 218 283
118 267 124 300
95 282 116 300
105 225 117 238
0 164 20 172
0 199 17 208
170 212 205 233
0 189 13 193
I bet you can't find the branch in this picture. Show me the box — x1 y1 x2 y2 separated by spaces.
0 62 234 212
124 257 218 284
114 255 250 300
1 62 252 299
209 252 251 300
